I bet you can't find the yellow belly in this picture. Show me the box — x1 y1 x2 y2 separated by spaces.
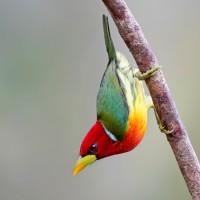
122 88 148 151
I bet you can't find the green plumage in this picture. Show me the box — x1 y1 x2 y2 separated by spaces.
103 15 116 64
96 15 129 141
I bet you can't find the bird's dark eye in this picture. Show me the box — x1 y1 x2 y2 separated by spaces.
87 143 98 155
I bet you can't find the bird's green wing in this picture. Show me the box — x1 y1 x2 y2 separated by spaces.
97 61 129 141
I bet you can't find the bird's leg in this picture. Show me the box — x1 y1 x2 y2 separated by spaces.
136 66 161 80
147 100 173 134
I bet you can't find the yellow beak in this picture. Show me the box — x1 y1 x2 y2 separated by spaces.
72 155 97 176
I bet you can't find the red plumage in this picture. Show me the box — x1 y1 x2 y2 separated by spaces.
80 120 145 160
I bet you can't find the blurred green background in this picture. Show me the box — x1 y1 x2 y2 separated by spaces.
0 0 199 199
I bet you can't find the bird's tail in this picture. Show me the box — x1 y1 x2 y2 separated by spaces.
103 15 117 64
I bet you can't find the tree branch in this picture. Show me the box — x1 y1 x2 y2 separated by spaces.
102 0 200 199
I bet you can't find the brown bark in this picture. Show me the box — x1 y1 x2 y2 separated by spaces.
102 0 200 199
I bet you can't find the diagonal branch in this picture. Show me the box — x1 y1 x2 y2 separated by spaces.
102 0 200 199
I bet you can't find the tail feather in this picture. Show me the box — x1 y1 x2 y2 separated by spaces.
103 15 117 64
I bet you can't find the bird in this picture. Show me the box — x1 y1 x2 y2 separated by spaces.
72 15 163 176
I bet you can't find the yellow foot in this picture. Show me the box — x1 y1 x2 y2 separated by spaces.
136 66 161 80
149 103 173 134
158 123 173 134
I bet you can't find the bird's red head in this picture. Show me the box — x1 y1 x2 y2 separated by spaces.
80 120 120 159
73 121 123 175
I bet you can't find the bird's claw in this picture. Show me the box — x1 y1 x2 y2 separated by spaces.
136 65 161 80
158 123 173 134
149 103 173 134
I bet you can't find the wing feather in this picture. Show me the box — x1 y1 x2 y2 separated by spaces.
97 60 129 141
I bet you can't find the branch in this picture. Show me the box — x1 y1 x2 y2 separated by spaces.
102 0 200 199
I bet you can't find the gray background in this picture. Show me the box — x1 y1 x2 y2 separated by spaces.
0 0 200 199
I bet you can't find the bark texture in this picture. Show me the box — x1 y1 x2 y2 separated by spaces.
102 0 200 199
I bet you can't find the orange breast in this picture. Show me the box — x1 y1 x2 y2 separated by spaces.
120 104 148 152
